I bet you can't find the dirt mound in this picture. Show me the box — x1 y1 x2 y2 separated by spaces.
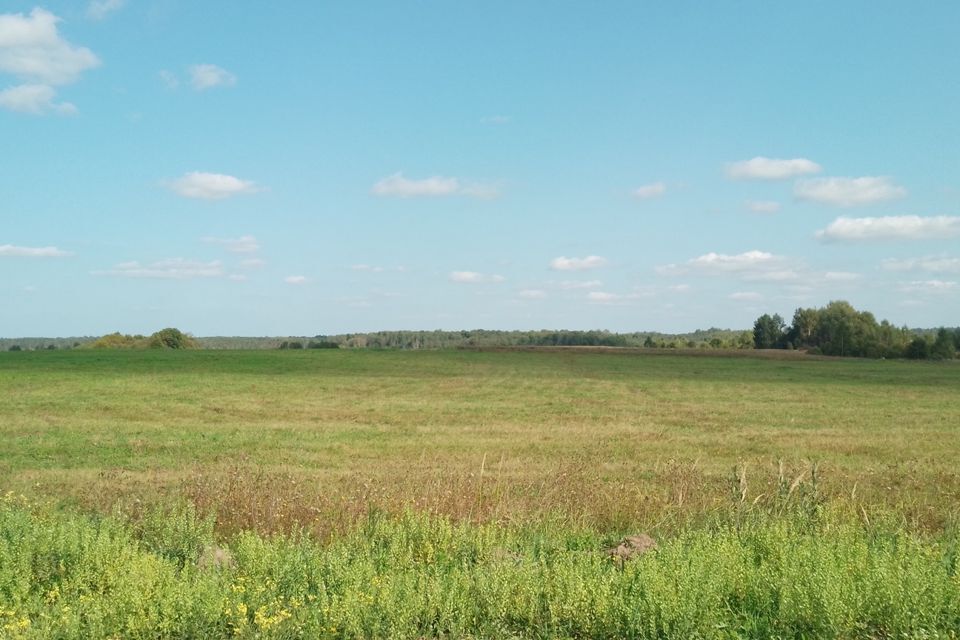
606 533 657 562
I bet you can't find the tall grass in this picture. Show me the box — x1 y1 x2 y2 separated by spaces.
2 492 959 639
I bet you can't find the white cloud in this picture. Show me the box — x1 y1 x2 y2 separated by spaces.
188 64 236 90
898 280 957 294
0 8 100 84
94 258 224 279
518 289 547 300
816 216 960 242
795 177 906 207
0 83 75 114
240 258 266 269
202 235 259 253
86 0 125 20
667 284 691 292
228 274 247 282
633 182 666 200
159 69 179 89
729 291 762 301
449 271 505 284
550 256 608 271
284 275 307 285
351 264 406 273
557 279 602 290
745 200 781 214
726 157 821 180
0 244 71 257
823 271 861 282
882 256 960 273
587 291 621 303
0 8 99 114
658 250 794 281
168 172 259 200
371 172 498 199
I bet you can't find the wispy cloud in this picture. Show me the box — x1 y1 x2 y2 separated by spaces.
658 250 783 276
372 172 499 199
159 69 179 89
0 8 99 114
0 244 71 257
284 275 307 285
188 64 236 90
351 264 406 273
449 271 505 284
518 289 547 300
549 256 608 271
167 172 260 200
898 280 957 294
816 216 960 241
481 115 511 125
726 157 821 180
86 0 125 21
882 255 960 273
203 235 259 253
745 200 781 214
796 177 906 207
240 258 266 269
729 291 762 301
557 280 602 290
94 258 224 279
633 182 666 200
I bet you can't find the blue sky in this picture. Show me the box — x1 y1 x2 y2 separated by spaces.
2 1 959 336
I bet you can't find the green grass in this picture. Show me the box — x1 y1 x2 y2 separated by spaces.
2 348 960 637
2 349 958 532
2 495 959 639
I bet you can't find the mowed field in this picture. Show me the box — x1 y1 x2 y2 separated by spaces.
3 349 960 638
2 348 958 531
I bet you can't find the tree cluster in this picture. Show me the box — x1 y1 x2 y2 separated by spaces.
86 328 197 350
754 301 958 360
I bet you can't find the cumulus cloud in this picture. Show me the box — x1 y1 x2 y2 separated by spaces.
449 271 505 284
745 200 781 214
0 244 71 257
726 157 822 180
284 275 307 285
816 216 960 242
518 289 547 300
0 8 99 114
371 173 498 199
188 64 236 90
898 280 957 294
202 235 259 253
94 258 224 279
633 182 666 199
549 256 608 271
881 256 960 273
0 83 76 114
656 250 800 281
167 172 259 200
795 177 906 207
729 291 762 301
86 0 125 20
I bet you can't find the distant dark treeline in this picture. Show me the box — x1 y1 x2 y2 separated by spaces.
753 300 958 360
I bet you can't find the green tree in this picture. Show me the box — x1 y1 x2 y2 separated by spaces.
149 328 197 350
931 328 956 360
753 314 785 349
905 337 930 360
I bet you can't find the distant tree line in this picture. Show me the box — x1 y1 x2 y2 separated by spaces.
753 301 958 360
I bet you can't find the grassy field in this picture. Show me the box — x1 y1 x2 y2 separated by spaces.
2 348 960 637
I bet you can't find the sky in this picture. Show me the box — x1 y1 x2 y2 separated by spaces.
2 1 959 337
